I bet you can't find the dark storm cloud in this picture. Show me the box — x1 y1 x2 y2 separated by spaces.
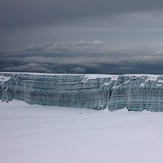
1 0 163 74
1 0 163 29
1 41 163 74
26 40 104 53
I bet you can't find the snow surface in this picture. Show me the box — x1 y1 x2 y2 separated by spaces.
1 71 162 79
0 76 11 83
0 101 163 163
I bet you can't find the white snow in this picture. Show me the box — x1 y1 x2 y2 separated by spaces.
158 80 163 83
126 74 161 78
0 101 163 163
140 83 145 87
0 76 11 84
84 74 117 80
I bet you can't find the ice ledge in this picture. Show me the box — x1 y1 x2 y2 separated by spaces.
1 72 163 112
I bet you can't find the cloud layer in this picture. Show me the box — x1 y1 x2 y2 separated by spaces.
1 40 163 74
1 0 163 29
1 1 163 74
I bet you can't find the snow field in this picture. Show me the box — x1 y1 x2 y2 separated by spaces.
0 101 163 163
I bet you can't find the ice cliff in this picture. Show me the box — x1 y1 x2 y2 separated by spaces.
1 72 163 111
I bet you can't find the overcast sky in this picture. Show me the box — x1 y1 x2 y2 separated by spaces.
1 0 163 74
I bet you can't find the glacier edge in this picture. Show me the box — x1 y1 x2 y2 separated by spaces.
1 72 163 112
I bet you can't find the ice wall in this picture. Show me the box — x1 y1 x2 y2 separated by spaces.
1 72 163 111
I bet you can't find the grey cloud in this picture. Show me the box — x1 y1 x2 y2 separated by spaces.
128 55 163 64
1 40 163 74
70 67 87 73
1 1 163 74
4 63 50 73
1 7 163 50
2 40 163 64
1 0 163 29
4 63 52 73
7 40 160 56
26 40 104 53
1 42 163 74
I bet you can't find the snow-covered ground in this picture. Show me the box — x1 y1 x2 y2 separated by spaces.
0 101 163 163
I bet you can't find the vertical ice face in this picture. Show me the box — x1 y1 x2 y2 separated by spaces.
0 73 163 111
126 76 163 112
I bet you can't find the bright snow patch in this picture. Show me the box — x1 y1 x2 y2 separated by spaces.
0 76 11 84
0 101 163 163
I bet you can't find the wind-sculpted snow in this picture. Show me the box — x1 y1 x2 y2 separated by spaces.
0 72 163 111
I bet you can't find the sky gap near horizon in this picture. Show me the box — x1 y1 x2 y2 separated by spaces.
1 0 163 74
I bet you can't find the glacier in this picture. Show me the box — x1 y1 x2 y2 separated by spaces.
0 72 163 112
